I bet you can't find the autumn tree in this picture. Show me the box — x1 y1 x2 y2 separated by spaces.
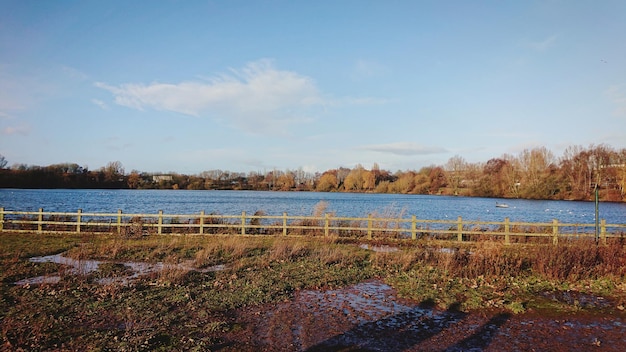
127 171 142 189
316 170 338 192
388 170 416 194
276 171 296 191
343 165 366 191
428 166 447 194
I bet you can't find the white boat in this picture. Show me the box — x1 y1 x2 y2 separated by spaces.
495 202 509 208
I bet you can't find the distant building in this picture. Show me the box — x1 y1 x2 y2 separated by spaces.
152 175 173 183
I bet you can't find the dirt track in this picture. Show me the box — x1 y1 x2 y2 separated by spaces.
214 280 626 351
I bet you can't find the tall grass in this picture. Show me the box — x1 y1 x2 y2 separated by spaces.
368 203 407 239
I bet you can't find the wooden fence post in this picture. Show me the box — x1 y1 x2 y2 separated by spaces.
601 219 606 245
411 215 417 240
283 212 288 236
0 207 4 231
38 208 43 233
552 219 558 245
367 214 372 240
504 217 510 245
158 210 163 235
76 209 82 233
241 211 246 235
324 213 330 237
457 216 463 242
117 209 122 234
199 210 205 235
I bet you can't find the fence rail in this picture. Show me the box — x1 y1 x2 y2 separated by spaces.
1 207 625 244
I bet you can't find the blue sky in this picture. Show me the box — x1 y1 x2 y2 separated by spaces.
1 0 625 175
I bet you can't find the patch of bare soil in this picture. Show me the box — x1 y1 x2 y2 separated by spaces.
213 280 626 351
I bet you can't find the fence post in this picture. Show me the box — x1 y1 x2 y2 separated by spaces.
457 216 463 242
158 210 163 235
38 208 43 233
601 219 606 245
552 219 558 245
199 210 205 235
411 215 417 240
283 212 288 236
76 209 82 233
0 207 4 231
367 214 372 240
325 213 330 237
504 217 510 245
241 211 246 235
117 210 122 234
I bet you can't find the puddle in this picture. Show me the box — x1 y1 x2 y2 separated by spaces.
14 253 225 286
237 280 626 351
299 281 420 324
539 290 613 309
358 244 399 253
252 280 467 351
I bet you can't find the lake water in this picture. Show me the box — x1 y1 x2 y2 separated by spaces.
1 189 625 225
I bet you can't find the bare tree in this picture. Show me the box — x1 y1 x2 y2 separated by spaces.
445 155 467 196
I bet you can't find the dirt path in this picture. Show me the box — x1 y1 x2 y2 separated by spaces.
214 280 626 351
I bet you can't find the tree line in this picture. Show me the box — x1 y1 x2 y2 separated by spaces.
1 144 625 201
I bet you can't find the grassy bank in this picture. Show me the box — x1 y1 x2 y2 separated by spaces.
1 232 625 350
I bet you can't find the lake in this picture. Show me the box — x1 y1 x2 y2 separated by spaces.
1 189 625 225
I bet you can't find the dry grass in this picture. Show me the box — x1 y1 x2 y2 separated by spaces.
268 238 310 262
369 203 407 239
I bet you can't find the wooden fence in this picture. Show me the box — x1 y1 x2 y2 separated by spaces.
1 207 625 245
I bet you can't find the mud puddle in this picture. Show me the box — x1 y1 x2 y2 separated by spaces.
14 253 225 286
222 280 626 351
540 290 614 309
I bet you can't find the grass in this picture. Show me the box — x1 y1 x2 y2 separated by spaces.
1 231 625 350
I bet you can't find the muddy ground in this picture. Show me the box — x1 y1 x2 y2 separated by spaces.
212 280 626 351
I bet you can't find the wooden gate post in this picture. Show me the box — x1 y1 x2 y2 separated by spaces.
117 210 122 234
324 213 330 237
241 211 246 235
76 209 82 233
38 208 43 233
158 210 163 235
411 215 417 240
601 219 607 245
457 216 463 242
552 219 559 245
504 217 510 245
367 214 373 240
283 212 288 236
199 210 205 235
0 207 4 231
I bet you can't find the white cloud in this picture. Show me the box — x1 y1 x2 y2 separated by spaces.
360 142 447 156
95 60 326 134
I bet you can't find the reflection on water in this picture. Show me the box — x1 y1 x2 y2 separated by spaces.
14 253 225 286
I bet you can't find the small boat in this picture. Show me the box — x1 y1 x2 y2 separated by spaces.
495 202 509 208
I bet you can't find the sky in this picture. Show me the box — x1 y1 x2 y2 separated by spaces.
1 0 625 175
